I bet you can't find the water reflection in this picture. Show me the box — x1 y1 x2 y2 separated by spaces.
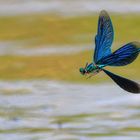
0 80 139 140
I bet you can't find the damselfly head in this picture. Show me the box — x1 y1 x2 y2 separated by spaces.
79 68 86 75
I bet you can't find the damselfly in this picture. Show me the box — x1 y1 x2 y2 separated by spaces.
79 10 140 93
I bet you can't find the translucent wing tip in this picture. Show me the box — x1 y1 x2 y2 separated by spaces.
131 41 140 49
129 41 140 53
100 10 108 14
100 10 109 17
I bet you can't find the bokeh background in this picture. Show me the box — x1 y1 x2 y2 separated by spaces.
0 0 140 140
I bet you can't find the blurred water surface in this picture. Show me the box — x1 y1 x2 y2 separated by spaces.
0 42 91 56
0 0 140 16
0 80 139 140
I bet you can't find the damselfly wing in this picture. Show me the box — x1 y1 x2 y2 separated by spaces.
80 10 140 93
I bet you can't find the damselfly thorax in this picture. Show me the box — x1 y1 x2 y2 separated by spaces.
79 63 102 78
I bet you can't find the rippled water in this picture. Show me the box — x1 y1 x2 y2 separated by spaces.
0 0 140 16
0 80 139 140
0 42 91 56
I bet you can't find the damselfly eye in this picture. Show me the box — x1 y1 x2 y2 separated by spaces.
79 68 85 75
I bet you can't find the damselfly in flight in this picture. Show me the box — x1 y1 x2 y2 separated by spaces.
79 10 140 93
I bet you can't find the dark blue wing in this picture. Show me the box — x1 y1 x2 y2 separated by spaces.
94 10 114 63
97 42 140 66
103 69 140 93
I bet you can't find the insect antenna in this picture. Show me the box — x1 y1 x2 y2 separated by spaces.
85 62 88 69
